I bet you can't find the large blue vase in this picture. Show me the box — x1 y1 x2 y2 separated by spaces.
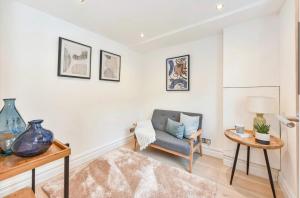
12 120 54 157
0 98 26 135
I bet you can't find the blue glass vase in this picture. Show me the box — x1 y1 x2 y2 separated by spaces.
0 98 26 135
12 120 54 157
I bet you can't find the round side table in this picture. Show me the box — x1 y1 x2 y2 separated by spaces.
224 129 284 198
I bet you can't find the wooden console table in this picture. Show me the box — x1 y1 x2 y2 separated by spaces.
0 140 71 198
224 129 284 198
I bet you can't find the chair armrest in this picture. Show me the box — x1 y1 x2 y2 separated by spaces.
130 123 137 133
189 129 202 142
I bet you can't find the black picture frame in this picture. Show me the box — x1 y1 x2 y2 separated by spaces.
58 37 92 79
99 50 121 82
166 54 190 91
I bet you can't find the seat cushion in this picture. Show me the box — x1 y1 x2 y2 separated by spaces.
153 130 197 155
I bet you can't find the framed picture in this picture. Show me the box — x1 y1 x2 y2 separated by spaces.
166 55 190 91
58 37 91 79
99 50 121 82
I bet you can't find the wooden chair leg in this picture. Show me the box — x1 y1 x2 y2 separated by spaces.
134 136 137 151
189 152 193 173
199 141 203 156
189 142 193 173
197 135 203 156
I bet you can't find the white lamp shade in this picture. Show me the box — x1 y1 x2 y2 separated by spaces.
247 96 276 114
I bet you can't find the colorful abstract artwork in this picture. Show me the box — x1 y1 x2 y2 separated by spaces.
166 55 190 91
58 37 91 79
99 50 121 82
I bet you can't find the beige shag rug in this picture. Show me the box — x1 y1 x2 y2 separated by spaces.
42 148 217 198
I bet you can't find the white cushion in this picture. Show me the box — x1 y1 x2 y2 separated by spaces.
180 113 199 139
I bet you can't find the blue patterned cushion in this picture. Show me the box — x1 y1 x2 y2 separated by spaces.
165 118 185 139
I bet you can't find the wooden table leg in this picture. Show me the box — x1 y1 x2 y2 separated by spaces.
230 143 240 185
247 146 250 175
64 143 70 198
263 149 276 198
32 169 35 193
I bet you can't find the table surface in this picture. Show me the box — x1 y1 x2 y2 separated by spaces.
224 129 284 150
0 139 71 181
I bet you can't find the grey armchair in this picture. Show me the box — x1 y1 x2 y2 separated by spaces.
131 109 203 173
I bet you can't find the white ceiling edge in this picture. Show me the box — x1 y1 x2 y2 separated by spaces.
131 0 285 52
135 0 270 46
14 0 285 53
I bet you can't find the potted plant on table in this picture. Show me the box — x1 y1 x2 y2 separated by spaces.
254 123 270 145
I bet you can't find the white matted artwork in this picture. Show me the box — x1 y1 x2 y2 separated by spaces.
99 50 121 82
58 37 91 79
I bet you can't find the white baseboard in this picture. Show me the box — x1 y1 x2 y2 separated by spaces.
278 173 297 198
223 154 279 181
0 134 134 197
201 145 280 182
202 144 223 159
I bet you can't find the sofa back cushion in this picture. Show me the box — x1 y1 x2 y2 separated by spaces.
165 118 185 139
180 113 199 139
151 109 203 131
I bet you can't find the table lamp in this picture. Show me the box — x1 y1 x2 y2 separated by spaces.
247 96 276 132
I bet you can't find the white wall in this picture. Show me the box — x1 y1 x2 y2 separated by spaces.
0 0 298 196
0 0 143 157
223 15 281 177
0 0 5 100
140 35 223 152
279 0 298 197
223 15 280 87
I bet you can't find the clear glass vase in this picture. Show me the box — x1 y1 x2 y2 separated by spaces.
0 98 26 135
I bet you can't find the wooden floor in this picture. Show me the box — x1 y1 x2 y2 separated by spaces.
36 140 284 198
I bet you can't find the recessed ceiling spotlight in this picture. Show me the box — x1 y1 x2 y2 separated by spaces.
216 3 224 11
140 32 144 38
80 0 86 3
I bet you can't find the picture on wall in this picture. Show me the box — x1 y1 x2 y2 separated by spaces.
99 50 121 82
58 37 91 79
166 55 190 91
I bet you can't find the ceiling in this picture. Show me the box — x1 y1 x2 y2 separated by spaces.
16 0 285 52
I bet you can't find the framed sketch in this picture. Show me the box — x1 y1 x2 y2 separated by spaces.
99 50 121 82
58 37 91 79
166 55 190 91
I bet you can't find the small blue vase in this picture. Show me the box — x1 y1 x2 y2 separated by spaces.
0 98 26 135
12 120 54 157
